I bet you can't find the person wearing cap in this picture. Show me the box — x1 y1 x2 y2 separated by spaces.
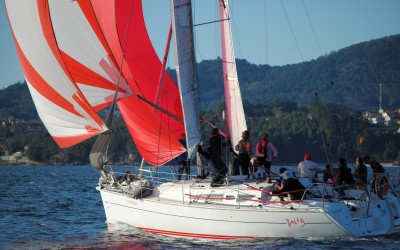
297 153 323 182
255 133 278 178
274 170 306 201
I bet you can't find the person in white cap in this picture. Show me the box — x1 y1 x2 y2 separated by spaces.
274 170 306 200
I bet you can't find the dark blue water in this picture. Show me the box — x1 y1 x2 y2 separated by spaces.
1 165 399 250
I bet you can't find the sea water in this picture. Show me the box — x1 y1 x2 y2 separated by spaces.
0 165 399 250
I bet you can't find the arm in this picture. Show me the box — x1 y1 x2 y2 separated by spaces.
235 140 242 152
197 145 210 159
269 142 278 158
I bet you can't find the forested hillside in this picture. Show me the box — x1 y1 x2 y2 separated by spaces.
0 82 36 120
1 35 399 120
193 34 400 111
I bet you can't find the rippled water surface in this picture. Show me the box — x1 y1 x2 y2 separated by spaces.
1 165 399 249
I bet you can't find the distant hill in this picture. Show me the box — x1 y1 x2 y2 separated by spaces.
0 82 36 120
192 34 400 111
1 34 399 120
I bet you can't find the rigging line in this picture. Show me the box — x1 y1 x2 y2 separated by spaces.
335 113 349 163
135 94 184 124
229 2 244 60
264 0 269 66
100 0 136 129
317 97 334 164
301 0 323 56
89 0 135 170
220 0 226 9
190 2 202 131
191 0 203 115
192 0 203 61
193 18 230 27
314 92 333 165
160 90 180 165
215 2 221 112
280 0 304 61
116 1 146 100
155 24 173 107
113 0 135 106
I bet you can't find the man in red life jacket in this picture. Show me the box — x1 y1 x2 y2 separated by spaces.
255 133 277 178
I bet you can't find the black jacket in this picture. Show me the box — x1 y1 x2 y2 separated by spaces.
279 178 306 200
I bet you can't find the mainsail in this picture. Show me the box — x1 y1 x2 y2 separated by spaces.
171 0 202 160
219 0 247 148
5 0 185 166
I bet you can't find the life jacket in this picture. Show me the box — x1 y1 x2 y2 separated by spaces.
237 139 251 155
257 139 269 155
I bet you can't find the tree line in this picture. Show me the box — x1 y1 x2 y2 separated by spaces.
1 101 399 165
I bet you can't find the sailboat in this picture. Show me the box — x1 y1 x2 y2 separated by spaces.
5 0 396 239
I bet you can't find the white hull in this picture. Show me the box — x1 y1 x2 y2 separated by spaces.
98 179 394 239
387 191 400 226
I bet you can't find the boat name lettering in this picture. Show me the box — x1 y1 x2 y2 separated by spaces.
127 199 137 205
285 217 306 227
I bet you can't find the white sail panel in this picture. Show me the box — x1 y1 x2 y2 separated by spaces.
219 0 247 149
5 0 107 147
171 0 202 159
76 84 120 109
48 0 131 108
27 82 105 137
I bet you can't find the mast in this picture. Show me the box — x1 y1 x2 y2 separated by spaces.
154 24 173 107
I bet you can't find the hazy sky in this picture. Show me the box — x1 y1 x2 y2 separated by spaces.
1 0 399 89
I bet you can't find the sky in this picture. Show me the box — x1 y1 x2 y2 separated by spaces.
1 0 399 89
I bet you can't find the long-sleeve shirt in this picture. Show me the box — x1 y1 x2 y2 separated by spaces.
255 140 277 161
